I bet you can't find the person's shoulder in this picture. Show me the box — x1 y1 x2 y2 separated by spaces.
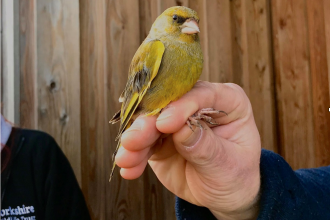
15 127 54 140
13 127 60 154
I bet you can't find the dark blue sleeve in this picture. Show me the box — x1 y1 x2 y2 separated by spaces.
175 149 330 220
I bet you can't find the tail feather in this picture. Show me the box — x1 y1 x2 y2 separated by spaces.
109 121 133 182
109 141 121 182
109 110 121 124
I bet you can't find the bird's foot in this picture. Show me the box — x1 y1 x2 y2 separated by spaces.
186 108 228 131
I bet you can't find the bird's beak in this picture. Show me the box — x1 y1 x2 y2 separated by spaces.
181 19 200 34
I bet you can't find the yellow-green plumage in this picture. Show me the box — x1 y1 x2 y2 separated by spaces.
109 6 203 181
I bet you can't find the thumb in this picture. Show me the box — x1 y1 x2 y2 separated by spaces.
172 121 227 174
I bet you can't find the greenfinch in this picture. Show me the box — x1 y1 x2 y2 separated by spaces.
109 6 204 181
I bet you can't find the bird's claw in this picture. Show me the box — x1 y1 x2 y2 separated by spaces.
186 108 227 130
197 108 228 116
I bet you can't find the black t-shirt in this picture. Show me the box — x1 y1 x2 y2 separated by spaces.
1 128 91 220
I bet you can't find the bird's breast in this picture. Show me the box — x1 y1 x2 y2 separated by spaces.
139 40 203 114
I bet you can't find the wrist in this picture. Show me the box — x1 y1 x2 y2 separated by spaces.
210 171 261 220
210 195 259 220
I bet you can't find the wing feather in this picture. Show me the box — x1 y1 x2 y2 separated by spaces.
115 40 165 139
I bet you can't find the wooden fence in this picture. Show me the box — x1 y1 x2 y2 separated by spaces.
1 0 329 219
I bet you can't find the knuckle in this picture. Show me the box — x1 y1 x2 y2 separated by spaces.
225 83 243 92
194 81 216 99
225 83 252 118
194 81 216 94
194 80 210 88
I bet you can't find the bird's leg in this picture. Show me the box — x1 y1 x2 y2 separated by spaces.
186 108 228 131
187 116 203 130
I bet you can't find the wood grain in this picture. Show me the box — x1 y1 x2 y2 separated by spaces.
2 0 15 122
306 0 330 167
245 0 276 152
106 1 146 219
271 0 315 169
325 0 330 98
230 0 247 89
138 0 159 42
80 0 107 218
36 0 81 183
230 0 276 152
188 0 208 81
189 0 233 82
19 0 38 129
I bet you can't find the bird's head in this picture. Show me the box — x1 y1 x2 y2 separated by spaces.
149 6 200 43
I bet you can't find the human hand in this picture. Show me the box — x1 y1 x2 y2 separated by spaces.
115 81 261 220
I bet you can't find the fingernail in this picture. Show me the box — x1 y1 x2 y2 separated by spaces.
157 105 175 121
129 118 144 131
181 127 202 148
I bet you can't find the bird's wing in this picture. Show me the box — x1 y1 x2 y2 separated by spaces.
116 40 165 139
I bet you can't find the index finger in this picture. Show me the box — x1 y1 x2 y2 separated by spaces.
156 81 250 134
121 115 161 151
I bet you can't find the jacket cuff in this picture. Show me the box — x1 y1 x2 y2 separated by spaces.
257 149 330 219
175 149 330 220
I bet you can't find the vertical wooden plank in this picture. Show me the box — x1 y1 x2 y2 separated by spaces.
105 0 146 219
188 0 208 81
1 0 20 124
139 0 159 41
80 0 107 218
36 0 81 183
325 0 330 98
230 0 277 152
230 0 248 89
190 0 233 82
306 0 330 167
2 0 15 121
13 0 20 124
271 0 314 169
245 0 276 152
141 169 175 220
206 0 232 83
20 0 38 129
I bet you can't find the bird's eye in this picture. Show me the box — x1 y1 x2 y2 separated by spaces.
173 15 178 21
